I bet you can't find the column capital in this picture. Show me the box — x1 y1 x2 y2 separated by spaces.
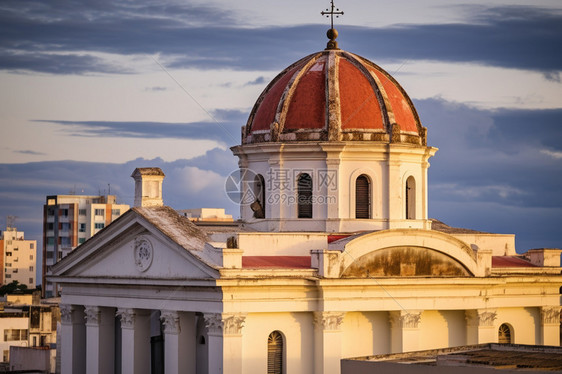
203 313 247 336
60 304 84 325
116 308 135 329
60 304 74 325
541 306 561 325
314 312 345 331
466 309 497 327
223 313 247 335
203 313 223 335
160 310 181 335
84 306 101 327
389 310 422 329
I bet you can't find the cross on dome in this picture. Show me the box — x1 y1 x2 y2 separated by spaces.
321 0 344 50
321 0 344 29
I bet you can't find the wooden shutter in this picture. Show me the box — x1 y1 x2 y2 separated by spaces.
268 331 283 374
498 324 511 344
297 174 313 219
355 175 370 219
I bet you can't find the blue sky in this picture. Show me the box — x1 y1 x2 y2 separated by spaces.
1 0 561 263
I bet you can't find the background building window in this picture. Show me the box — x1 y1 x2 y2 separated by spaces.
297 173 313 219
79 209 87 216
112 209 120 215
268 331 284 374
95 223 104 229
94 209 104 216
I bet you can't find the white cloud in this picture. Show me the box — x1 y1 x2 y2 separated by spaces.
174 166 224 194
541 149 562 159
384 60 562 110
432 183 526 199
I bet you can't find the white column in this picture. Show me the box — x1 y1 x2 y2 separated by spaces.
222 313 246 374
161 310 197 374
85 306 115 374
60 304 86 374
314 312 345 374
465 310 497 344
116 308 150 374
204 313 224 374
389 310 422 353
540 306 560 346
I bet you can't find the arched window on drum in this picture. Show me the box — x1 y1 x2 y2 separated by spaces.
250 174 266 219
355 174 371 219
405 176 416 219
297 173 313 219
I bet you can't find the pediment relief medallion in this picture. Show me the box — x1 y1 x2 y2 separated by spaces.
134 236 153 272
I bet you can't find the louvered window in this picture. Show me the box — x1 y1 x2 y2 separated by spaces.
498 324 512 344
297 174 312 219
355 175 370 219
268 331 284 374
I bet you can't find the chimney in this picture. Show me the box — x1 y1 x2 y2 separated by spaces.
131 168 165 208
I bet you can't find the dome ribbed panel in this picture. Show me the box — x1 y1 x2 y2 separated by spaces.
339 59 384 130
251 65 300 132
285 56 327 130
369 67 418 133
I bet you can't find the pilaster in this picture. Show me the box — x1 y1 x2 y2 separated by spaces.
389 310 422 353
223 313 246 374
314 312 345 374
540 306 560 346
465 309 497 344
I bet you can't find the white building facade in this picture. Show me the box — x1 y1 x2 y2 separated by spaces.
0 227 36 288
50 30 561 374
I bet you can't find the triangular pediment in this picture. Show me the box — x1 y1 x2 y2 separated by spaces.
49 207 219 281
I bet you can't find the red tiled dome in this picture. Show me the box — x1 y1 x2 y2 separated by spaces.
243 50 426 145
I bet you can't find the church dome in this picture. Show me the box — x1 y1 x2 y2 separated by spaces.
243 49 426 145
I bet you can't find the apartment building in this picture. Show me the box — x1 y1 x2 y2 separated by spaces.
0 227 36 289
42 195 129 297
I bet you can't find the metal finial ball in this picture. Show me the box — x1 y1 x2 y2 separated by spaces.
327 28 338 40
